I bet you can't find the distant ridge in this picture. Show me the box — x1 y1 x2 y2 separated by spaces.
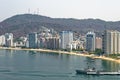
0 14 120 38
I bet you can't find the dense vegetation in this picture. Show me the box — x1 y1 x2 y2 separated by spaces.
0 14 120 38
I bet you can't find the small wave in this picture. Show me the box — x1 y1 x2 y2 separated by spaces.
18 70 72 74
4 72 73 78
18 71 42 73
0 69 11 72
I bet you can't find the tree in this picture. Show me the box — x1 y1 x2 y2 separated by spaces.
95 48 102 55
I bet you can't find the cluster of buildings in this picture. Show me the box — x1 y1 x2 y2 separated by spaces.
0 33 13 47
86 30 120 55
0 28 85 51
0 26 120 55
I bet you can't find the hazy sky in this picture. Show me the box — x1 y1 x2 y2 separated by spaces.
0 0 120 21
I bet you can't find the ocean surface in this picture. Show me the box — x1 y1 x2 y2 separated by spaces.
0 50 120 80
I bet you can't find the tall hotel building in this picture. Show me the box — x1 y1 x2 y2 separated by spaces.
102 30 120 54
5 33 13 47
28 32 38 48
86 31 96 52
95 37 102 49
60 31 73 49
0 35 5 46
46 37 60 50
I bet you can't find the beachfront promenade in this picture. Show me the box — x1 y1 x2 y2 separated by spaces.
0 47 120 63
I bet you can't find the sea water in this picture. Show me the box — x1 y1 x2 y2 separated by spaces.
0 50 119 80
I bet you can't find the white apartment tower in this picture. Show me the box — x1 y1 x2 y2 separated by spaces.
60 31 73 49
5 33 13 47
102 30 120 54
0 35 5 46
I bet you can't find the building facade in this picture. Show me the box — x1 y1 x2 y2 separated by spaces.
0 35 5 46
46 37 60 50
102 30 120 54
4 33 13 47
95 37 102 49
28 32 38 48
86 31 96 52
60 31 73 49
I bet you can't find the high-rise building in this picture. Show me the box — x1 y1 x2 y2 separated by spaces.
28 32 38 48
0 35 5 46
60 31 73 49
102 30 120 54
46 37 60 50
86 31 96 52
95 37 102 49
4 33 13 47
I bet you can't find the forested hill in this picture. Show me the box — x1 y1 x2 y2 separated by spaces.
0 14 120 38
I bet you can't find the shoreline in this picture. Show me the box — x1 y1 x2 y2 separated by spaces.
0 47 120 63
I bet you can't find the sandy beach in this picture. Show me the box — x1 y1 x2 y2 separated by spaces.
0 47 120 63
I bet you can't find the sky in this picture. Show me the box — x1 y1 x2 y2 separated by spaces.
0 0 120 21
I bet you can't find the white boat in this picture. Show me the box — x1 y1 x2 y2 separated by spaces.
76 68 120 75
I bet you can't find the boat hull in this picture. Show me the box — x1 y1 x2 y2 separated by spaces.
76 70 97 75
76 70 120 75
76 70 87 74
